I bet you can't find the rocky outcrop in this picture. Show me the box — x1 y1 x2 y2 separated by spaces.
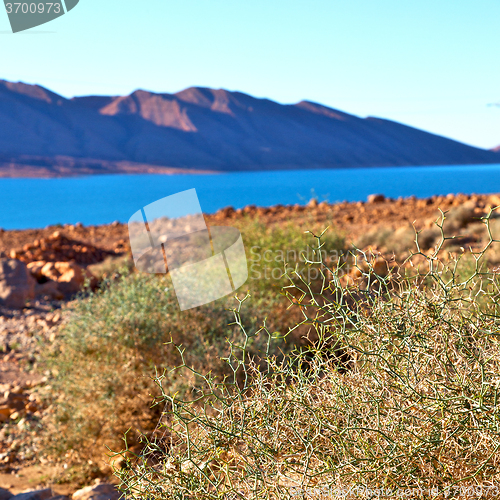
37 261 95 295
0 260 35 309
9 232 115 267
27 260 96 298
0 257 96 308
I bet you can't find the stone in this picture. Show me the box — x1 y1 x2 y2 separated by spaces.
10 489 53 500
367 194 385 203
49 231 62 240
0 259 36 309
56 264 94 295
40 262 59 281
0 406 12 422
307 198 318 208
243 204 257 214
489 194 500 207
219 206 235 217
27 261 47 282
373 258 392 277
40 262 95 295
0 488 13 500
72 484 120 500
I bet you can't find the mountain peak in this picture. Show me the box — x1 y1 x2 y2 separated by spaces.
0 79 64 104
0 78 498 177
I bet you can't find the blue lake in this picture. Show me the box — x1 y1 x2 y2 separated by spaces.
0 163 500 230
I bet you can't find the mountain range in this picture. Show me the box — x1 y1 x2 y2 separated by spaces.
0 79 498 177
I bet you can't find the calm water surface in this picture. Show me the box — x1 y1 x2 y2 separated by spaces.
0 164 499 229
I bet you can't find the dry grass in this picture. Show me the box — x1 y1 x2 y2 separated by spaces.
114 215 500 499
36 218 344 483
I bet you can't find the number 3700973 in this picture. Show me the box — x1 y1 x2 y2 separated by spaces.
5 2 61 14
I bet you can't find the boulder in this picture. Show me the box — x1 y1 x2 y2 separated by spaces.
72 484 120 500
39 262 60 282
0 406 13 422
10 489 53 500
27 261 47 282
489 194 500 207
40 262 95 295
218 206 235 217
0 259 36 309
367 194 385 203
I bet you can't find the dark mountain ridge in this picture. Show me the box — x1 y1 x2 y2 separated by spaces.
0 79 498 177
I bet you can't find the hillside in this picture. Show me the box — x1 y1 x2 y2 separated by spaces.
0 79 499 177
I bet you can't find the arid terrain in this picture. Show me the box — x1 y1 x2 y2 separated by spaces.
1 191 500 498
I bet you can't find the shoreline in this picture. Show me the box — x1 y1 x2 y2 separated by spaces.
0 161 499 179
1 191 498 253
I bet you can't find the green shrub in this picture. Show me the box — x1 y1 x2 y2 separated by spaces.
115 223 500 499
38 218 344 479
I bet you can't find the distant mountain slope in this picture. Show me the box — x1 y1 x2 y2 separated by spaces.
0 79 498 177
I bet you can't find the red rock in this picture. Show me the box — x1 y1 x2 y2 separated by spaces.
27 261 47 282
40 261 96 295
219 206 235 217
367 194 385 203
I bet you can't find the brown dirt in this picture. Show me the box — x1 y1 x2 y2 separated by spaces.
0 465 75 496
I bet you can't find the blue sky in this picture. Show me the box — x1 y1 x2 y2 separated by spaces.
0 0 499 149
